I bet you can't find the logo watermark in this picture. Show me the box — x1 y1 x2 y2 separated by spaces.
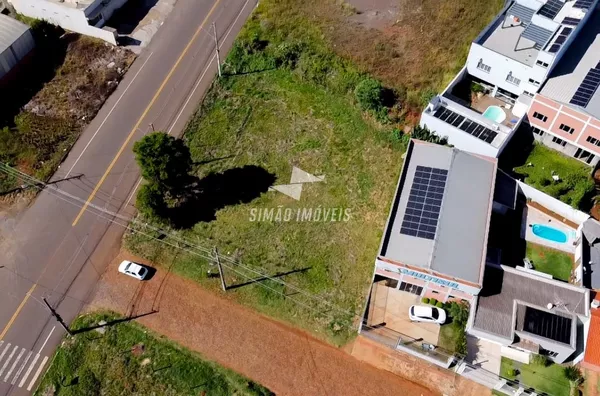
249 166 352 222
268 166 325 200
250 206 351 222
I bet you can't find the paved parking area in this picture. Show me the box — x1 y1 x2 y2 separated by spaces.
370 283 440 345
466 335 502 375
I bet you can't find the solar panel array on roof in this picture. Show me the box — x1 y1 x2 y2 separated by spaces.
521 24 554 49
574 0 594 9
562 16 582 26
547 26 573 54
538 0 565 19
433 107 498 144
522 306 572 344
570 66 600 107
399 166 447 240
507 3 535 23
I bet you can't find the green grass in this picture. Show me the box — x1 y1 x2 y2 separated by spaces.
438 323 459 352
500 357 571 396
35 312 272 396
124 0 406 345
514 143 595 210
526 242 573 282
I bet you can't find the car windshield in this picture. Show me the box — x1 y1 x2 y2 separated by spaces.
432 310 439 319
124 263 131 271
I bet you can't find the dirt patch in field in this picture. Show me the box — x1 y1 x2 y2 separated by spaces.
88 251 439 396
289 0 504 108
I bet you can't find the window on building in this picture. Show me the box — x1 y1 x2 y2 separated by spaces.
523 91 534 98
575 148 595 164
529 78 541 86
536 60 549 68
477 58 491 73
399 282 423 296
586 136 600 147
552 136 567 147
532 127 545 136
506 72 521 86
533 112 548 122
558 123 575 134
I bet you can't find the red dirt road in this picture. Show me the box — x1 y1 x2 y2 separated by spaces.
89 252 436 396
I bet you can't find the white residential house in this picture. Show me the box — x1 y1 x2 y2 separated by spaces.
420 0 599 158
7 0 127 44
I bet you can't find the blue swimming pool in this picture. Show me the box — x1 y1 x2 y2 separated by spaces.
532 224 568 243
483 105 506 123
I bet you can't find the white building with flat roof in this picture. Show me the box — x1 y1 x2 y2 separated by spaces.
8 0 127 44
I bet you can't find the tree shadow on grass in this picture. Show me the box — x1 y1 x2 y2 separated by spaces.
168 165 276 229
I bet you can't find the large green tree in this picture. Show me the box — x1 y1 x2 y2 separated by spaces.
133 132 192 191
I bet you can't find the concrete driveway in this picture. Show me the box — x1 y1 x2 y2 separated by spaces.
466 335 502 375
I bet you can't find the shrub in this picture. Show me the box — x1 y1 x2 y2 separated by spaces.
448 301 470 325
435 301 444 308
421 297 430 304
563 365 582 383
355 78 384 111
506 368 518 378
429 298 438 306
411 125 448 145
530 354 550 367
470 82 485 94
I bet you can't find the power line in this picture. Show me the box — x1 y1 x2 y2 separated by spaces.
2 164 573 392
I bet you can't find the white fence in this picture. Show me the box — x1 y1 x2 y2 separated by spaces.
516 180 590 225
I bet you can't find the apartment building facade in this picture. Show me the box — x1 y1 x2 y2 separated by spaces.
527 9 600 166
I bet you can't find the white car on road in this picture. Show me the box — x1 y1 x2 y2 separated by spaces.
118 260 149 280
409 305 446 324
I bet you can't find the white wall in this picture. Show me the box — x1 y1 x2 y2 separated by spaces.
8 0 117 44
467 44 538 96
516 180 590 225
420 112 501 158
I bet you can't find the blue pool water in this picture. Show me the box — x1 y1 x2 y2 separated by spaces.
532 224 568 243
483 106 506 123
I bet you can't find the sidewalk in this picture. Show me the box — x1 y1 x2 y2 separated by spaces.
88 252 437 396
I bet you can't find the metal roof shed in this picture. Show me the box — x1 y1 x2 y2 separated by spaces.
0 14 35 79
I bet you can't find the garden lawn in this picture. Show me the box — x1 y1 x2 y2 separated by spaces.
500 357 571 396
35 312 272 396
514 143 594 210
438 323 459 352
526 242 573 282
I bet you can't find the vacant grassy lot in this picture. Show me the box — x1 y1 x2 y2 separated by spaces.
526 242 573 282
0 21 135 192
313 0 504 110
514 144 595 210
500 357 571 396
36 312 272 396
124 0 503 344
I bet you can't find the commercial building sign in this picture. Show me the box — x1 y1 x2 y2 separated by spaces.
400 268 460 289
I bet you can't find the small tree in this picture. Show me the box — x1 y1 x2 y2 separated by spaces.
355 78 384 111
530 354 550 367
136 182 167 221
133 132 192 192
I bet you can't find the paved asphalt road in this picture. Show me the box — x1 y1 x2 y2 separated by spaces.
0 0 256 393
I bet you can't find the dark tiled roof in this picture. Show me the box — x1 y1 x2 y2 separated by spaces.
473 266 587 340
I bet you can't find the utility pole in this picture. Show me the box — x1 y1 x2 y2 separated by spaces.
212 22 222 77
42 298 72 336
213 247 226 291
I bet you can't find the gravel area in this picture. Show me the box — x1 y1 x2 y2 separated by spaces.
88 251 437 396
